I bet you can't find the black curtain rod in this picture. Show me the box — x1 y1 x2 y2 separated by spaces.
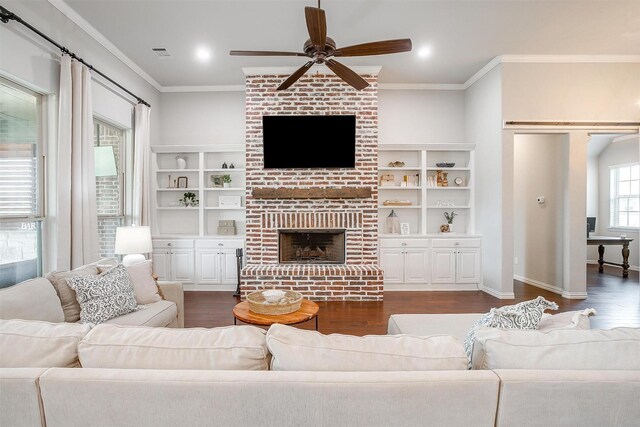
0 4 151 107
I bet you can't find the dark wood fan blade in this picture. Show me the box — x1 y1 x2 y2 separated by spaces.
325 59 369 90
333 39 412 57
230 50 308 57
276 61 314 91
305 7 327 51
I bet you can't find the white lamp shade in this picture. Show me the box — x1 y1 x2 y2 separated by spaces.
94 146 118 177
114 226 152 255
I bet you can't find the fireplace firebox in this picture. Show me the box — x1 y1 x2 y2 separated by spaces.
278 229 346 264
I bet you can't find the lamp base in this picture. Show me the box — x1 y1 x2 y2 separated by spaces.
122 254 146 267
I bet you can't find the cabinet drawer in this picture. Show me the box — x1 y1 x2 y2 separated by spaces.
379 239 430 248
152 239 194 249
195 239 244 249
432 239 481 248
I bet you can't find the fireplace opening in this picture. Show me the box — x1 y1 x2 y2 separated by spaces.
279 229 346 264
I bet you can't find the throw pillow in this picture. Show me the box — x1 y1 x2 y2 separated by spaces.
98 261 163 304
537 308 596 332
45 265 100 322
463 296 558 362
66 264 139 324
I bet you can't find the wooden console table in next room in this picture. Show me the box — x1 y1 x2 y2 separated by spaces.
587 236 634 278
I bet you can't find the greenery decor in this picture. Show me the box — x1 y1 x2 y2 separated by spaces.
222 175 232 184
444 211 457 224
180 192 199 207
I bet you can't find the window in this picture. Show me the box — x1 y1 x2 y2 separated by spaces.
0 78 43 287
94 120 125 257
610 163 640 229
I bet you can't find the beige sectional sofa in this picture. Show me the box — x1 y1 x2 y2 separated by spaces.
1 318 639 427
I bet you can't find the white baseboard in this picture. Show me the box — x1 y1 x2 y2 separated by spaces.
561 291 588 299
480 285 515 299
586 260 639 272
513 275 563 295
384 283 480 291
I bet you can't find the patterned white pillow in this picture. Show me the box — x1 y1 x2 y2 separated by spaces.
66 264 139 324
463 296 559 362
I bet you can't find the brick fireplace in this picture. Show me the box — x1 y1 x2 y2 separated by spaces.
241 71 383 301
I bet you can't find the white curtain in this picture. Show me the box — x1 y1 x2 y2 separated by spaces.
132 103 151 226
56 55 100 270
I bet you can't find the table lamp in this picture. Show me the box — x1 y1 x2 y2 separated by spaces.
114 225 152 266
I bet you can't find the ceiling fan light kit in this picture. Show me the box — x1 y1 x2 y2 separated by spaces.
230 1 412 91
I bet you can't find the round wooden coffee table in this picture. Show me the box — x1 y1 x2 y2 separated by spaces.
233 299 319 330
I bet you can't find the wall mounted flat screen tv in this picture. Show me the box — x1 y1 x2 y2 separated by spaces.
263 115 356 168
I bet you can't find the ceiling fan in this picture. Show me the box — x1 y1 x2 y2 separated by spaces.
230 1 412 91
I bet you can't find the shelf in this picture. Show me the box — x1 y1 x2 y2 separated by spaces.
378 205 421 209
205 168 246 172
379 233 482 239
204 207 246 210
204 187 244 191
156 207 199 210
157 169 199 173
378 167 421 171
157 188 201 192
425 167 470 171
426 187 470 190
379 186 422 190
425 205 471 209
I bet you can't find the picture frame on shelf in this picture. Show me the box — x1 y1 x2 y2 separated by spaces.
400 223 410 235
210 175 223 188
219 196 242 208
176 176 188 188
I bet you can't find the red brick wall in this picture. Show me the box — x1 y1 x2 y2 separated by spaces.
242 73 382 301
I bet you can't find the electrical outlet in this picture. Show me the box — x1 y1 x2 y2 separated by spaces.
514 256 519 265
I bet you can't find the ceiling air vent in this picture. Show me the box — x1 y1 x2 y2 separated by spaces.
151 47 172 58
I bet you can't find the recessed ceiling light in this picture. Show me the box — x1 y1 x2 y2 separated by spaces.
195 46 211 62
417 46 432 59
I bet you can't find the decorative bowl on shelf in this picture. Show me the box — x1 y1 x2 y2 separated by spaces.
435 162 455 168
388 161 406 167
246 290 303 315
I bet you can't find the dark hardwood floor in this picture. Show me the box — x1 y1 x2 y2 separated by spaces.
184 265 639 335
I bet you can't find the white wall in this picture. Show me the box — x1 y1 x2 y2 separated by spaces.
378 90 466 144
513 134 566 292
593 139 640 269
465 65 513 297
158 91 245 145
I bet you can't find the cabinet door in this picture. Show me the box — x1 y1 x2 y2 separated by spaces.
196 250 220 284
456 248 481 284
151 251 170 281
220 249 239 284
170 249 194 283
380 248 404 283
431 249 456 283
404 248 429 283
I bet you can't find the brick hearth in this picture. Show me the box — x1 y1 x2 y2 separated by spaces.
241 72 383 301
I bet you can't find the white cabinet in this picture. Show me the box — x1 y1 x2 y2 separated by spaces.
379 240 429 285
152 240 195 283
431 239 482 285
195 240 243 287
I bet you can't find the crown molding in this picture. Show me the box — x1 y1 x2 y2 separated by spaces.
161 85 246 93
242 65 382 76
47 0 162 91
378 83 465 91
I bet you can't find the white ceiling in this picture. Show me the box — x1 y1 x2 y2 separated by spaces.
63 0 640 87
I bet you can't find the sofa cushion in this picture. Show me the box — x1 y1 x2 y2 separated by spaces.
104 300 176 327
537 308 595 332
463 296 558 360
66 264 139 324
0 277 64 322
46 265 100 323
0 319 92 367
471 327 640 370
78 324 270 370
388 313 484 342
267 324 468 371
0 368 49 427
99 260 163 305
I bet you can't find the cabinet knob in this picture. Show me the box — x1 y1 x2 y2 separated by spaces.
167 243 173 247
454 242 460 246
401 242 407 246
218 243 224 246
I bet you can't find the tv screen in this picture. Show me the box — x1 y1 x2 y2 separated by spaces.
263 115 356 168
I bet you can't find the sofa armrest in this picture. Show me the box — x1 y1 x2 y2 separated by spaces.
157 282 184 328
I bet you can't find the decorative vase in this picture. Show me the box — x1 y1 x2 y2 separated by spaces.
441 172 448 187
176 156 187 169
223 182 231 188
448 223 454 233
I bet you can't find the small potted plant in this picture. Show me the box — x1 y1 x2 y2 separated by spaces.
222 174 232 188
443 211 457 233
179 192 198 207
